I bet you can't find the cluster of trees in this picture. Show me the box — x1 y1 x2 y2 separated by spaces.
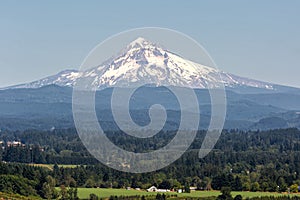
0 162 80 199
0 128 98 165
0 128 300 198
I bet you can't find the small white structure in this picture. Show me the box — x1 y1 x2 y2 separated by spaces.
157 189 168 192
147 186 170 192
147 186 157 192
7 141 24 147
178 189 182 193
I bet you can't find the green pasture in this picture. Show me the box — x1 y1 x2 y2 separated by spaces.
72 188 300 199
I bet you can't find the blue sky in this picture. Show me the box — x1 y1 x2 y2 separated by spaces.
0 0 299 87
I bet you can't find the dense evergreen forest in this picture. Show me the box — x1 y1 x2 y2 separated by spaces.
0 128 299 199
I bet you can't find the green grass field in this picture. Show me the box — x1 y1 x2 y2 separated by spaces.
28 163 81 170
73 188 300 199
0 192 40 200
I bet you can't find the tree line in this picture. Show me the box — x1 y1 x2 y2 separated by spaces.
0 128 299 199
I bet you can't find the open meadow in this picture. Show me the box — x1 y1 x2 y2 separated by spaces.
74 188 300 199
28 163 81 170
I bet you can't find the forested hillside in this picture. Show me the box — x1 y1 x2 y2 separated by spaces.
0 128 299 199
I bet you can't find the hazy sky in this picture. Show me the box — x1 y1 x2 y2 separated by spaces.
0 0 299 88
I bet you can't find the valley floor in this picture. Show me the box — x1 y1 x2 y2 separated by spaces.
70 188 300 199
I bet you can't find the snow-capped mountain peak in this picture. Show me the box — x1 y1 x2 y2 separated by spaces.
128 37 155 48
5 37 275 90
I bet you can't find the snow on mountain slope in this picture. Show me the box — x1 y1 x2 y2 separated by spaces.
6 37 274 90
8 69 80 89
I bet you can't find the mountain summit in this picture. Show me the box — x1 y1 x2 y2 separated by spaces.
8 37 274 90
